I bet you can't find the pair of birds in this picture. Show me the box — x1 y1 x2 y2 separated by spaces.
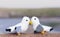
5 16 53 35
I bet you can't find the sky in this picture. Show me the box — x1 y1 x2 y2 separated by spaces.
0 0 60 8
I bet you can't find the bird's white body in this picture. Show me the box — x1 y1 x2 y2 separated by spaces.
7 22 29 33
14 22 29 33
33 23 52 32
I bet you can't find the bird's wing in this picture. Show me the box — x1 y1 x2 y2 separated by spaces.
35 25 43 32
41 25 52 31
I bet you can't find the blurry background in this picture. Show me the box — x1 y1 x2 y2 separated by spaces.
0 8 60 18
0 0 60 34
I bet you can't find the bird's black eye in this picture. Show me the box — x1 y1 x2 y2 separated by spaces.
34 18 36 20
26 20 28 21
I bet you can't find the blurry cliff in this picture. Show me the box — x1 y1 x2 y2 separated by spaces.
0 8 60 18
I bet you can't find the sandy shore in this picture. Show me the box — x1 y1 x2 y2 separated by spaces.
0 33 60 37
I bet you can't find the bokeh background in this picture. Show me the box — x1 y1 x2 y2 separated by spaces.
0 8 60 18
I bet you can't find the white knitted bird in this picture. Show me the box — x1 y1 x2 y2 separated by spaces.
31 16 53 34
6 16 31 35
